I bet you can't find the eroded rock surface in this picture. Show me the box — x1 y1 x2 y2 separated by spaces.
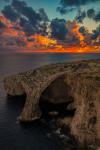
4 59 100 145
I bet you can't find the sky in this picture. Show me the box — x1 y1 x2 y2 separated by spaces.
0 0 99 24
0 0 100 53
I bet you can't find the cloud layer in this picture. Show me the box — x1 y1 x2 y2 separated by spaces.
2 0 49 36
0 0 100 52
59 0 99 7
76 9 100 23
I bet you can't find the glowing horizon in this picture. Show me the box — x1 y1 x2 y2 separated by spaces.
0 0 100 53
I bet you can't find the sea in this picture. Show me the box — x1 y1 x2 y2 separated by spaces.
0 53 100 150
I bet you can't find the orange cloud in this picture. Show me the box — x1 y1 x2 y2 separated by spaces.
0 15 100 53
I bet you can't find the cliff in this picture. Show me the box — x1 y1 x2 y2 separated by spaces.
4 59 100 146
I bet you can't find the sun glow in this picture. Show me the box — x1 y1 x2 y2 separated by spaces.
0 15 100 53
25 33 100 53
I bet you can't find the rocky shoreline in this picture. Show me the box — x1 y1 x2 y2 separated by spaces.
4 59 100 149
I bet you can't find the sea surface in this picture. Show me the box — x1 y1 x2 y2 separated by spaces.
0 53 100 150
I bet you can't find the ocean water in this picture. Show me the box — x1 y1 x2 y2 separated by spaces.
0 53 100 150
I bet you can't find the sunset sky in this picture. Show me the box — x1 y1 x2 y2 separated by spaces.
0 0 100 53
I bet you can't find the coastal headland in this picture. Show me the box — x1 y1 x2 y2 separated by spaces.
4 59 100 146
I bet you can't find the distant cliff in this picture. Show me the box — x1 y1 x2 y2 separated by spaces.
4 59 100 146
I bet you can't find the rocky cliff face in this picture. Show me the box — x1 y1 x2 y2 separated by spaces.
4 60 100 146
65 73 100 144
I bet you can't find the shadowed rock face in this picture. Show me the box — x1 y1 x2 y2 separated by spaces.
4 59 100 144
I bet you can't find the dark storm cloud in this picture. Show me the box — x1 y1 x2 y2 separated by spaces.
79 26 88 35
87 9 95 18
38 8 49 22
19 17 36 35
75 10 86 23
75 8 100 23
1 0 49 36
12 0 41 25
38 8 49 36
92 25 100 40
58 0 100 14
12 0 27 12
12 0 49 35
87 9 100 22
2 5 20 22
59 0 99 7
50 18 68 40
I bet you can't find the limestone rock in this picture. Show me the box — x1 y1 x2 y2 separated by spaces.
48 111 59 116
97 147 100 150
4 59 100 145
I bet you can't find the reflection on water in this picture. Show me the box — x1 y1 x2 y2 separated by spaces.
0 53 100 150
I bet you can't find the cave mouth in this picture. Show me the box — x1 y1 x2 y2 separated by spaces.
39 75 76 120
39 100 76 120
7 93 26 116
